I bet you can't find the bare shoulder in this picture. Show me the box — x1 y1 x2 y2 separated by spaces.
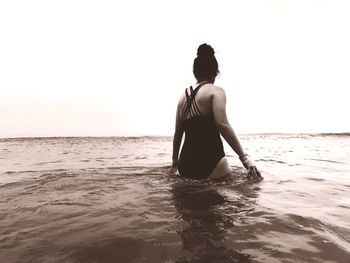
208 84 225 96
177 90 186 109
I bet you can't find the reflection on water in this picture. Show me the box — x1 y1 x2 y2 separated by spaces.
171 171 261 262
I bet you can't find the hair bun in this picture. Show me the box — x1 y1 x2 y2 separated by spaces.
197 43 215 58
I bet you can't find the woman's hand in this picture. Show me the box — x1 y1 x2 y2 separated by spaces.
247 165 263 181
240 155 263 181
169 159 179 175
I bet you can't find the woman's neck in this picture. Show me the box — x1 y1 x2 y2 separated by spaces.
196 78 214 84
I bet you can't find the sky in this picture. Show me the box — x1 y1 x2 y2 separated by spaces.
1 0 349 137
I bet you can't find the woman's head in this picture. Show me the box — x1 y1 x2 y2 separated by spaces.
193 43 219 83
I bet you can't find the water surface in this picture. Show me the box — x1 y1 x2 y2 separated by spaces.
0 134 349 262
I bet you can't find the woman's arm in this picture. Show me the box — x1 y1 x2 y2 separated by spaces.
172 102 184 168
212 87 246 157
212 87 262 179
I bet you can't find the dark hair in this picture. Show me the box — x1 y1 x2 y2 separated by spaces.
193 43 219 82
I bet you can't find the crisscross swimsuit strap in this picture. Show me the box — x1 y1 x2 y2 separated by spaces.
181 82 209 120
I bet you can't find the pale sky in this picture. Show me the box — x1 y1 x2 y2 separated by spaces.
1 0 349 137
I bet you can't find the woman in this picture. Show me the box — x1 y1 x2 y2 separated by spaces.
171 43 262 180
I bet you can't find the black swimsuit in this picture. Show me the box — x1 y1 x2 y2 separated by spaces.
178 82 225 179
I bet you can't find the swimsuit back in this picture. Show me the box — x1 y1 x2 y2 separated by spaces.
181 83 206 121
178 83 225 179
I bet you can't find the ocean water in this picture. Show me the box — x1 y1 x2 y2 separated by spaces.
0 134 349 263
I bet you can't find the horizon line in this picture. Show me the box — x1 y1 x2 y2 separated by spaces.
1 132 350 140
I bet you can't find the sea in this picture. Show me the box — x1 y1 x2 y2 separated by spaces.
0 134 349 263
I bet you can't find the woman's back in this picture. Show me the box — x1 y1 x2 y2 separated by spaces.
178 83 215 120
177 82 225 179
